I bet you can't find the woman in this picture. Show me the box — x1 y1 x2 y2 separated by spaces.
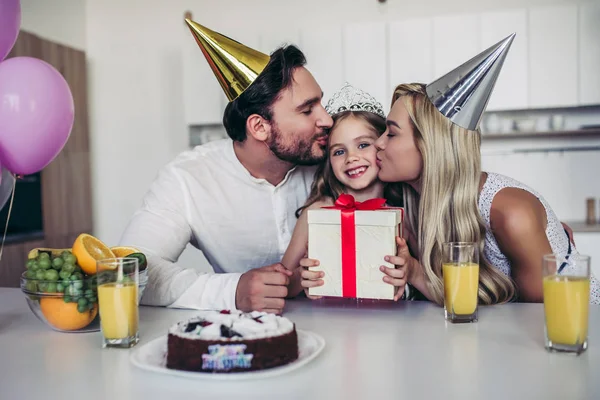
374 83 600 305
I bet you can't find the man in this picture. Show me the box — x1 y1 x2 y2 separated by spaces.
120 19 333 314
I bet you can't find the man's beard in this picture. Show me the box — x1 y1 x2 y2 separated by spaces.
266 123 326 165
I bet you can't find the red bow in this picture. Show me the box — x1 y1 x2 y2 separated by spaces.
324 194 387 297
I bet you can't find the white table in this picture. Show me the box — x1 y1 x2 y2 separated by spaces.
1 287 598 400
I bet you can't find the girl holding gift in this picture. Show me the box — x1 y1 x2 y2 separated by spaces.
282 83 408 301
368 36 600 305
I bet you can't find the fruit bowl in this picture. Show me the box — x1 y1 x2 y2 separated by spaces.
20 247 148 333
20 271 148 333
21 273 101 332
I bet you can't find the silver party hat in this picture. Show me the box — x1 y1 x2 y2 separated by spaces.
426 33 516 131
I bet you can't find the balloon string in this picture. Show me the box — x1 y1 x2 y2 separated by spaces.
0 176 17 263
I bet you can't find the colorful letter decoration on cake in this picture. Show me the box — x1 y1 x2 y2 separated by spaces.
202 344 254 370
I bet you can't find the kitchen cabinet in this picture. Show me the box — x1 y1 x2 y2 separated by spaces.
343 22 389 112
528 5 578 108
578 2 600 106
432 14 481 80
480 9 528 111
388 18 433 91
573 232 600 279
300 27 345 105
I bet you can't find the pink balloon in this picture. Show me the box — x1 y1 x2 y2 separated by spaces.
0 57 74 175
0 0 21 61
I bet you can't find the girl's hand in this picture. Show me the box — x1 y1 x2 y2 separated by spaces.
380 236 417 301
299 257 324 300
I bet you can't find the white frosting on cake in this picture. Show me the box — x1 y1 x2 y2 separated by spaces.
169 310 295 341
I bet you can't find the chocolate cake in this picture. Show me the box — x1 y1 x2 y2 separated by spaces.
166 310 298 373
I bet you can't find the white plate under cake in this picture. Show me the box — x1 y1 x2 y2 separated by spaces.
166 310 298 373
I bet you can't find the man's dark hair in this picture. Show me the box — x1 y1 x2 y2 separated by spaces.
222 45 307 142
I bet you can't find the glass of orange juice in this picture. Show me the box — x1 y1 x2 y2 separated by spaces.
543 253 590 354
97 257 139 348
442 242 479 323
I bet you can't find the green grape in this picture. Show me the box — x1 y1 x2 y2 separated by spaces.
46 283 58 293
61 251 72 260
30 262 40 271
44 269 59 281
26 259 36 269
77 303 87 313
59 270 71 280
52 257 64 270
74 265 82 273
62 263 75 274
84 289 94 297
25 282 37 292
38 259 51 270
89 296 97 303
56 283 64 293
73 281 84 290
63 295 72 303
35 270 46 280
25 270 36 279
77 297 88 307
63 254 77 265
38 283 48 292
71 272 83 281
38 252 50 261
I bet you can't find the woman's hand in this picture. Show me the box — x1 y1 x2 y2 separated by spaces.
299 257 324 300
381 236 418 301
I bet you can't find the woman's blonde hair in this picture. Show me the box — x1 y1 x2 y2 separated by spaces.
297 111 403 217
391 83 516 305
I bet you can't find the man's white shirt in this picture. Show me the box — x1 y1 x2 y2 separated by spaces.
120 139 316 310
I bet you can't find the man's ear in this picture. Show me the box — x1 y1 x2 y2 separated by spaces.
246 114 271 142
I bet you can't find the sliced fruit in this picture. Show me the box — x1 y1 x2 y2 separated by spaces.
110 246 140 257
72 234 115 276
39 297 98 331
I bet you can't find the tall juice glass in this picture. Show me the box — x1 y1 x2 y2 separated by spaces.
543 253 590 354
443 242 479 323
97 257 139 348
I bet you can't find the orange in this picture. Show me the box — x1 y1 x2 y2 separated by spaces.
40 298 98 331
110 246 140 257
72 233 115 275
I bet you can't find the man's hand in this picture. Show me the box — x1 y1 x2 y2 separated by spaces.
235 263 293 314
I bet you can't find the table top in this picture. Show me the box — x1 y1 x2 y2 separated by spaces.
1 287 598 400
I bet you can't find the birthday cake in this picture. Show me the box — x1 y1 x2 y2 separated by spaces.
166 310 298 373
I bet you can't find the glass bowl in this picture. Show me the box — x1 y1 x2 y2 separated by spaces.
20 270 148 333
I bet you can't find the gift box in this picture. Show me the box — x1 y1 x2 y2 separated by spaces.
307 194 404 300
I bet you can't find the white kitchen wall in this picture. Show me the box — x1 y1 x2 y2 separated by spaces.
20 0 599 272
19 0 86 50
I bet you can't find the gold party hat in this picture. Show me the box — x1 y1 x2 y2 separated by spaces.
184 19 270 102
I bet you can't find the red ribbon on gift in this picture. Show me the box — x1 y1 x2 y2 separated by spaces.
323 194 387 298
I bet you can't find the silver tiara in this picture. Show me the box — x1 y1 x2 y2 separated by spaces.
325 82 386 118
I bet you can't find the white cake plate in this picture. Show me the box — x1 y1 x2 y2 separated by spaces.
130 329 325 380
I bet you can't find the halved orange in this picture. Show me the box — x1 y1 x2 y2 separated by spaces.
110 246 140 257
72 233 115 275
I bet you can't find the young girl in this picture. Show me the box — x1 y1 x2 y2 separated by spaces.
281 83 405 300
